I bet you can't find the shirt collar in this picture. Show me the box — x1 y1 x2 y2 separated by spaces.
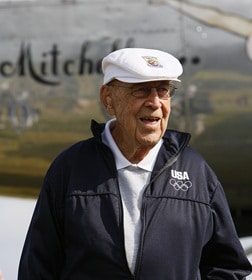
102 118 163 171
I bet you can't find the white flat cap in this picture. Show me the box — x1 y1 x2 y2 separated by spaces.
102 48 183 85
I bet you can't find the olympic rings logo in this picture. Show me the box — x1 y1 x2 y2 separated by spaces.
169 179 192 191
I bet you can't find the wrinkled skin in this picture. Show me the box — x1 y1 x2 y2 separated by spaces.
100 80 172 163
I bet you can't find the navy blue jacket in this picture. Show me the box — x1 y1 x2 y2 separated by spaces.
18 120 252 279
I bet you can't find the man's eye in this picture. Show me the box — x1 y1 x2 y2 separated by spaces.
136 87 147 92
158 87 168 92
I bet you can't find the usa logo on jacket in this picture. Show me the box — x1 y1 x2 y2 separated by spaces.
169 169 192 191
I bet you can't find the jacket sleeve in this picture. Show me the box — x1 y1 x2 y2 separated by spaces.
200 183 252 279
18 176 65 280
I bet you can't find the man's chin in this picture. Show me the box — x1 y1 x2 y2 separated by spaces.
137 135 162 147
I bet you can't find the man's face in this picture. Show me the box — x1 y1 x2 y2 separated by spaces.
101 80 172 150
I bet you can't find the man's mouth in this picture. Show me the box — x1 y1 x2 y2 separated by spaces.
140 117 160 123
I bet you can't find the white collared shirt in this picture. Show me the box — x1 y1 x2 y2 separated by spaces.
102 118 163 273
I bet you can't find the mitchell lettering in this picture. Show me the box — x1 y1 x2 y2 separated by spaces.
0 38 134 86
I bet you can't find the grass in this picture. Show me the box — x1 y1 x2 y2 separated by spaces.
190 93 252 209
0 97 106 197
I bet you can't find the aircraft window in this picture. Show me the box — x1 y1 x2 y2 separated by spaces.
191 57 200 65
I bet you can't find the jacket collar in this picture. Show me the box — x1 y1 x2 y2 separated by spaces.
91 119 191 153
101 118 163 171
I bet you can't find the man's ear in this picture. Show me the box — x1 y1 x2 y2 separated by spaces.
100 85 115 116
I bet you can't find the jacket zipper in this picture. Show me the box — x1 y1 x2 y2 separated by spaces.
133 153 183 279
115 177 136 278
101 143 134 277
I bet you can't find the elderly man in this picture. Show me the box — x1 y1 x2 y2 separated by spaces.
18 48 252 279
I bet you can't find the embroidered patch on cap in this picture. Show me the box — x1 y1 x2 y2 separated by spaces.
142 56 163 68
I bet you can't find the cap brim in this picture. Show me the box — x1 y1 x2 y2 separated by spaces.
115 77 181 84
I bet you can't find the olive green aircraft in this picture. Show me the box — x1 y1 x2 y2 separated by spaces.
0 0 251 235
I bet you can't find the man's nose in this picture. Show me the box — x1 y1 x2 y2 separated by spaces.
144 88 162 108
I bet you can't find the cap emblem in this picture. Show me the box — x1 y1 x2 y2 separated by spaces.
142 56 163 68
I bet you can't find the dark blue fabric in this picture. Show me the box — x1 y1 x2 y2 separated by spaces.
18 120 252 280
